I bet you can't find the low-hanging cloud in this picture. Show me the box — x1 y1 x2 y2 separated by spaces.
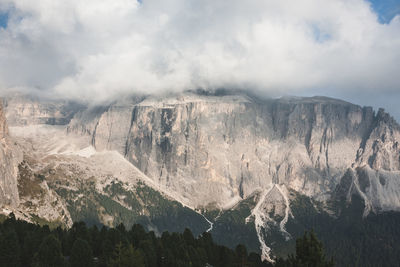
0 0 399 106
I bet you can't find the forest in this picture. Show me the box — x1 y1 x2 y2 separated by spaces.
0 213 333 267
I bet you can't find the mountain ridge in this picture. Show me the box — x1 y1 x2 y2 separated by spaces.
1 90 400 262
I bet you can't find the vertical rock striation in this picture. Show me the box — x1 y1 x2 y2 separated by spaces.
0 102 19 207
4 90 400 214
65 91 400 212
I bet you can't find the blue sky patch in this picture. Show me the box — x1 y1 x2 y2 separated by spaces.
0 11 8 29
368 0 400 23
311 24 332 43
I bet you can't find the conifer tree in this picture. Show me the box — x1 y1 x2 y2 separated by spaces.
0 228 21 267
70 238 93 267
288 230 334 267
235 244 248 267
22 231 39 266
33 235 64 267
108 243 145 267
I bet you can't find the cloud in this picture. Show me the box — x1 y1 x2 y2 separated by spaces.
0 0 399 106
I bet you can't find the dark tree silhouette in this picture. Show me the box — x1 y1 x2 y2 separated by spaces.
108 243 145 267
277 230 335 267
0 228 20 267
33 235 64 267
70 238 93 267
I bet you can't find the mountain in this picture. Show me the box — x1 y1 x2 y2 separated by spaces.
1 90 400 264
2 93 209 234
68 92 400 211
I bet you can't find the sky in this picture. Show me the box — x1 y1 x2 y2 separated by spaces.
0 0 400 120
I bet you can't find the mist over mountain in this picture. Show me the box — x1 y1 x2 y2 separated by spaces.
0 0 400 120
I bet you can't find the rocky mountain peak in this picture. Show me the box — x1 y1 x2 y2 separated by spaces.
375 108 400 130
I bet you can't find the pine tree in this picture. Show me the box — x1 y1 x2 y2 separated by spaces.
138 239 157 267
22 231 39 266
130 224 146 247
183 228 195 246
108 243 145 267
0 228 21 267
70 238 93 267
33 235 65 267
89 225 101 256
235 244 248 267
289 230 334 267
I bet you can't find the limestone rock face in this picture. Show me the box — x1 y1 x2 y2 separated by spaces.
4 91 400 212
0 102 20 207
0 103 8 139
356 108 400 171
64 91 400 211
4 93 83 126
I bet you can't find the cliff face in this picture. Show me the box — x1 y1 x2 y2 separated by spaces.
4 93 83 126
5 91 400 212
65 91 400 211
333 108 400 215
0 103 8 139
0 102 19 207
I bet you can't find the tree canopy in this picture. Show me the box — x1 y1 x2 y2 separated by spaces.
0 213 334 267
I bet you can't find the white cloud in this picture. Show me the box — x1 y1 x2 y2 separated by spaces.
0 0 399 104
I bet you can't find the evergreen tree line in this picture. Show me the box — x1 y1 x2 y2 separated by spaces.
284 195 400 266
0 214 333 267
